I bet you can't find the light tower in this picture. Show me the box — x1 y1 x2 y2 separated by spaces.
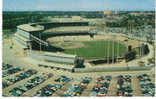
112 36 115 64
117 39 120 62
107 40 110 64
39 31 42 52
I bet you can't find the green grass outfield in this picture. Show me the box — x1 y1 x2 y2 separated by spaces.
64 40 127 59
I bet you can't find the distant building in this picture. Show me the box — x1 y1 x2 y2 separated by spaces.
130 12 142 16
72 16 83 21
129 12 154 16
114 11 119 15
104 10 113 15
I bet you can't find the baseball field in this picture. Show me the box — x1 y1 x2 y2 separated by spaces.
63 40 127 59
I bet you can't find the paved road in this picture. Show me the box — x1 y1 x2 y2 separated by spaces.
107 76 117 96
131 76 142 96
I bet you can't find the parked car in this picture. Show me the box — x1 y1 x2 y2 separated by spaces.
3 67 24 77
116 75 133 96
6 69 38 87
9 73 52 96
90 76 112 97
33 84 62 97
2 63 13 70
63 77 92 96
137 74 155 96
55 75 72 83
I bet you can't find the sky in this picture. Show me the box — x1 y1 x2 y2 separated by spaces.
3 0 155 11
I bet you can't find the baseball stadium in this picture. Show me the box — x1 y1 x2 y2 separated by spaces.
13 20 153 72
2 0 155 96
3 17 155 97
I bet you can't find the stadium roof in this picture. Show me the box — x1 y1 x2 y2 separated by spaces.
17 24 44 32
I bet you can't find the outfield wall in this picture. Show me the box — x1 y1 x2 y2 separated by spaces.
74 66 152 73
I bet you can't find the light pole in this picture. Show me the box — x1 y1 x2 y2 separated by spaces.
39 32 42 52
139 26 142 57
112 38 114 64
117 39 120 63
107 40 110 64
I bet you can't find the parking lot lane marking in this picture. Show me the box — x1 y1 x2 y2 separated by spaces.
2 73 39 96
150 75 155 84
52 80 74 96
131 76 142 96
2 68 24 78
22 75 56 96
81 78 94 96
106 76 117 96
2 71 23 81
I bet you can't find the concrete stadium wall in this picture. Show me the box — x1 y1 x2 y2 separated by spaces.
38 64 73 72
17 29 30 39
74 66 151 73
27 50 75 65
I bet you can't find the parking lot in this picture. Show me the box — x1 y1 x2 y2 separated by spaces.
31 75 73 97
137 74 155 96
3 66 24 78
2 38 155 97
2 57 155 97
2 63 13 70
8 72 53 96
62 77 92 96
3 69 37 89
2 59 155 97
116 75 133 96
89 76 112 96
2 64 155 97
